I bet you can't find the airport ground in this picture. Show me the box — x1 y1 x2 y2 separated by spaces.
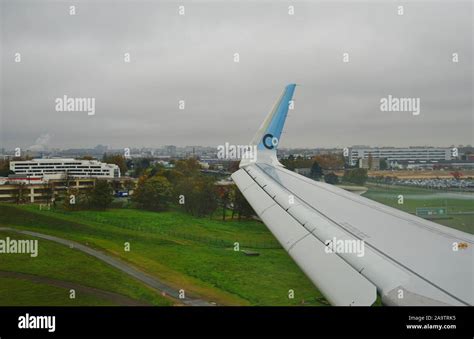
362 184 473 234
339 169 474 180
0 184 471 306
376 169 474 179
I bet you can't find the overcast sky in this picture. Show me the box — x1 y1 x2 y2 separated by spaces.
1 0 472 151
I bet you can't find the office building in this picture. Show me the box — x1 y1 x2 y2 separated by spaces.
348 147 452 166
10 158 120 179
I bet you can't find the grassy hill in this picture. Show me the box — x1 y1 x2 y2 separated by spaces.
0 229 171 306
0 204 327 306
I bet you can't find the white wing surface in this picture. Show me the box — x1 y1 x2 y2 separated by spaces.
231 84 473 306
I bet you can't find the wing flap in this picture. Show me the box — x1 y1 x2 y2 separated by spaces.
288 233 377 306
232 168 377 306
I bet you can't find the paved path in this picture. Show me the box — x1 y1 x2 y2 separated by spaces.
0 227 214 306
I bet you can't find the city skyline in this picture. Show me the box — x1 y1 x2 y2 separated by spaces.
2 143 472 153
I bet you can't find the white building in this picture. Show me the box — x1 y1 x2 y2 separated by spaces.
348 147 452 166
10 158 120 179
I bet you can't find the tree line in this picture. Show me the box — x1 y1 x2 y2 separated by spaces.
61 158 254 221
131 158 254 220
282 154 368 185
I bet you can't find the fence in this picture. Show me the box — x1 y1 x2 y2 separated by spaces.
116 223 281 249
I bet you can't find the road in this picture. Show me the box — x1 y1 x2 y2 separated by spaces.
0 227 214 306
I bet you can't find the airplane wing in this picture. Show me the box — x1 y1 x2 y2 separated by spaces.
231 84 473 306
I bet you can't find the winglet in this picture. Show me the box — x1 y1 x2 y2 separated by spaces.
252 84 296 151
240 84 296 167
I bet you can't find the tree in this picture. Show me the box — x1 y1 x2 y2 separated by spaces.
380 158 388 170
232 187 254 220
132 175 173 211
174 176 218 217
13 183 28 204
161 168 184 186
314 154 345 170
0 159 13 177
310 161 323 180
63 187 88 210
174 158 201 176
216 185 231 221
228 161 240 173
123 179 135 192
88 180 114 210
43 182 55 204
280 156 313 171
102 154 128 175
147 163 164 177
130 158 151 177
324 172 339 185
343 168 368 185
280 158 295 171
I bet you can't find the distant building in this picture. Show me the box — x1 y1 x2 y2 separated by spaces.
359 157 380 170
0 176 135 203
348 147 452 167
151 159 174 169
165 145 177 157
199 161 210 169
10 158 120 179
94 144 108 153
0 177 96 203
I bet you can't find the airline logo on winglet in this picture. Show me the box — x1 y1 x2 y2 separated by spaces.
255 84 297 151
262 133 279 149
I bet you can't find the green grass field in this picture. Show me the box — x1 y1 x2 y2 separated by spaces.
0 277 115 306
362 184 474 234
0 229 171 306
1 184 468 307
0 204 328 306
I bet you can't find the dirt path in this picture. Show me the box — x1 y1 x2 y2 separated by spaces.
0 270 150 306
0 227 214 306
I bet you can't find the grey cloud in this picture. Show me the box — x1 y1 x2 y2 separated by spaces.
1 0 472 150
